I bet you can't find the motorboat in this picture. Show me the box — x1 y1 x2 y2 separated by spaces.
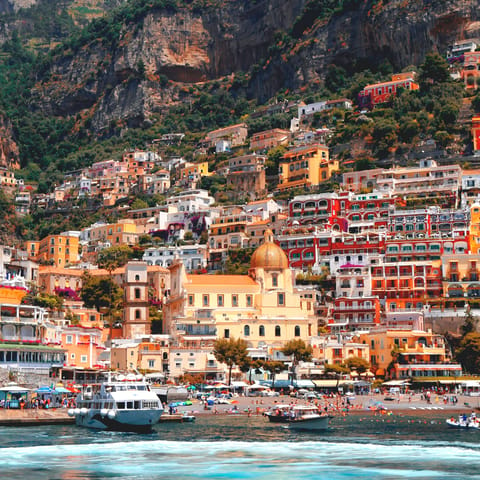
69 374 164 432
265 405 331 430
446 414 480 429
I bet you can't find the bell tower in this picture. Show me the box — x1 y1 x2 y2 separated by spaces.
123 261 150 338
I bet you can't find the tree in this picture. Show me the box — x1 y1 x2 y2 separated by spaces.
22 292 63 311
281 339 313 384
213 337 249 385
80 272 123 329
461 310 478 337
456 333 480 374
262 360 285 385
97 245 134 271
344 356 370 374
417 53 451 90
131 198 148 210
472 93 480 114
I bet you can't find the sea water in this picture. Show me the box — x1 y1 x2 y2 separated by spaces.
1 414 480 479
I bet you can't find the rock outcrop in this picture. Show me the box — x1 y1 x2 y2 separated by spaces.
30 0 480 132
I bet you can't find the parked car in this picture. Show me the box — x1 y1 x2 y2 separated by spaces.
260 389 279 397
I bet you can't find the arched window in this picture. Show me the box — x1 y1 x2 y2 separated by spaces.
259 325 265 337
294 325 300 337
135 274 140 281
244 325 250 337
134 288 141 299
275 325 281 337
272 274 278 287
135 309 141 320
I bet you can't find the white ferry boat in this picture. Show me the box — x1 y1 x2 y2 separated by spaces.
69 375 164 432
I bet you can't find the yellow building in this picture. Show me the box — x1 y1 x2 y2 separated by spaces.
470 200 480 254
88 219 138 247
26 234 80 267
164 230 317 352
278 144 337 192
359 328 460 380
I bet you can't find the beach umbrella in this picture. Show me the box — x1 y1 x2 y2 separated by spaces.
187 385 196 390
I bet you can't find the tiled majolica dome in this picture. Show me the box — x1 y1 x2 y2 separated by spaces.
250 229 288 270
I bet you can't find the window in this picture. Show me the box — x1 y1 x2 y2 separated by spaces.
134 288 141 299
232 295 238 307
135 274 140 281
275 326 281 337
259 325 265 336
66 335 73 344
244 325 250 336
71 353 75 360
217 295 224 307
81 355 87 363
188 295 194 306
246 295 252 307
278 293 285 306
135 309 141 319
224 329 230 339
294 325 300 337
148 360 155 368
203 295 209 307
272 274 278 287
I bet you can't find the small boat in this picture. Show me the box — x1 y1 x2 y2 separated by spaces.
265 405 330 430
446 414 480 429
69 374 164 432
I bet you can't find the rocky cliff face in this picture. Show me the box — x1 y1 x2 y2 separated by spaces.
31 0 480 132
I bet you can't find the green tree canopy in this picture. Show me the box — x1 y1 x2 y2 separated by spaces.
417 53 451 90
281 339 313 363
456 333 480 374
213 337 249 385
22 292 63 311
281 339 313 383
97 245 135 271
80 272 123 325
344 356 370 374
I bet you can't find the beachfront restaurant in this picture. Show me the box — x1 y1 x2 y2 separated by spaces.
0 385 30 408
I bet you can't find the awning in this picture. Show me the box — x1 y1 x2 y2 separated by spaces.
312 380 355 388
295 379 316 388
231 381 249 388
382 380 410 386
0 386 30 392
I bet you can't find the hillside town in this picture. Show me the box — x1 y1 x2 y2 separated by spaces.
0 40 479 393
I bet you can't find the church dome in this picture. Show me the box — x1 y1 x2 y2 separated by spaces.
250 229 288 270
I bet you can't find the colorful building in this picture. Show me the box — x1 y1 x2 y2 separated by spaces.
278 144 337 192
358 72 419 109
164 230 317 354
26 233 80 267
360 328 461 380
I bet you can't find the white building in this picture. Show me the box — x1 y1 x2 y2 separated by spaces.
143 245 208 271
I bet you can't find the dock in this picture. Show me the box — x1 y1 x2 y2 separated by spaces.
159 413 196 423
0 410 195 426
0 410 74 426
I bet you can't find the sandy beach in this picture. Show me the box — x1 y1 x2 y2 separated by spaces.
172 392 480 418
0 391 477 425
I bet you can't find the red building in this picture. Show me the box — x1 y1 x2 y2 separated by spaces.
358 72 419 110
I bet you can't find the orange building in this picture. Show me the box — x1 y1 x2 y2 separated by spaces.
26 234 80 267
61 325 104 369
473 116 480 154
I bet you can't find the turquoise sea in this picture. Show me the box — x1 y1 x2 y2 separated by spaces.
1 414 480 479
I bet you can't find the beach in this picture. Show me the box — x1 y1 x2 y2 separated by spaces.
0 391 477 425
172 391 479 418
